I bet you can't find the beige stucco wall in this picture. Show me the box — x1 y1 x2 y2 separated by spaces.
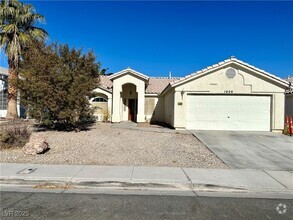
172 64 286 131
144 96 157 122
144 95 165 123
164 89 175 127
153 96 165 123
111 74 146 122
285 94 293 116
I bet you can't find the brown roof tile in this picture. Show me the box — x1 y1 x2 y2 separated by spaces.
146 77 179 94
99 75 113 89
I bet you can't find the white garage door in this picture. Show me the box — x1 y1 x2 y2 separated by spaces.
186 95 271 131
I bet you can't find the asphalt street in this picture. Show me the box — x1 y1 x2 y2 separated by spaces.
1 191 293 220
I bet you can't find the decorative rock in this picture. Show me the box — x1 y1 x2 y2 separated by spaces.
23 133 49 155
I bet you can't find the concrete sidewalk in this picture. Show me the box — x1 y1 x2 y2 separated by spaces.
1 163 293 198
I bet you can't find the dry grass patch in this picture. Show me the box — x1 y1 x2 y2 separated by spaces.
0 120 32 149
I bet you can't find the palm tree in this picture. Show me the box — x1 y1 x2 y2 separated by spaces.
0 0 47 118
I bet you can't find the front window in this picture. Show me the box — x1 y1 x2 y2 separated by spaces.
0 90 7 110
92 97 107 102
0 77 8 110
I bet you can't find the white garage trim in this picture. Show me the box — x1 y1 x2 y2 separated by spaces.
186 95 271 131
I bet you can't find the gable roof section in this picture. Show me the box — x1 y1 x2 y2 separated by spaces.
108 67 149 81
98 58 290 95
98 75 180 94
166 57 289 91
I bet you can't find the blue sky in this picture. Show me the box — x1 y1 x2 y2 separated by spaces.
1 1 293 78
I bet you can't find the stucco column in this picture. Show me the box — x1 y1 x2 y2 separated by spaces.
111 82 121 122
137 83 145 122
173 90 185 129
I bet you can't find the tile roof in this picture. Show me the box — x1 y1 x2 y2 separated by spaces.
0 67 8 76
98 75 180 94
99 75 113 90
146 77 180 94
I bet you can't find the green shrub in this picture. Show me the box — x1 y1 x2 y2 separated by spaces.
18 42 101 130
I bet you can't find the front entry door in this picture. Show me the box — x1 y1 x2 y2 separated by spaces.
128 99 137 122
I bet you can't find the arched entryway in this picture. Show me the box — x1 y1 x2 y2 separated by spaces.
110 68 147 123
121 83 137 122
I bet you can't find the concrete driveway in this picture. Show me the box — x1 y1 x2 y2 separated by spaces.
190 131 293 171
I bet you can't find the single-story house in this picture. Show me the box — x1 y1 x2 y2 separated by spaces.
1 57 290 131
92 57 290 132
285 76 293 117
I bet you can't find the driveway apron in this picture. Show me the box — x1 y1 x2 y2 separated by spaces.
190 131 293 171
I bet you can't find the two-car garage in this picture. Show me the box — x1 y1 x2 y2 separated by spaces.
186 95 271 131
165 58 289 132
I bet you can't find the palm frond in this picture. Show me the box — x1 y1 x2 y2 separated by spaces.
0 0 48 67
1 23 18 33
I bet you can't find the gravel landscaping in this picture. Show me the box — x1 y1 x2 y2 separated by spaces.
0 122 228 168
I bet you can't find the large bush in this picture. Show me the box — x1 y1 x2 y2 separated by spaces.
18 42 100 129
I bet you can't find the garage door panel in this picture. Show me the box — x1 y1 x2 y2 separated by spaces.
209 113 218 120
218 121 229 130
186 95 271 131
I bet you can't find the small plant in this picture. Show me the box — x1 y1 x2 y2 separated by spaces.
0 120 31 149
102 109 110 122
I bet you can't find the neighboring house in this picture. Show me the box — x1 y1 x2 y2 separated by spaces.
0 66 21 118
93 57 290 132
0 67 8 118
285 76 293 117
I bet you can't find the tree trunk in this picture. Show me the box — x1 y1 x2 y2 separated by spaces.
6 59 19 119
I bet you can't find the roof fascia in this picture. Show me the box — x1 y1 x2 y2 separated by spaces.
168 59 289 91
109 68 149 82
95 85 112 94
